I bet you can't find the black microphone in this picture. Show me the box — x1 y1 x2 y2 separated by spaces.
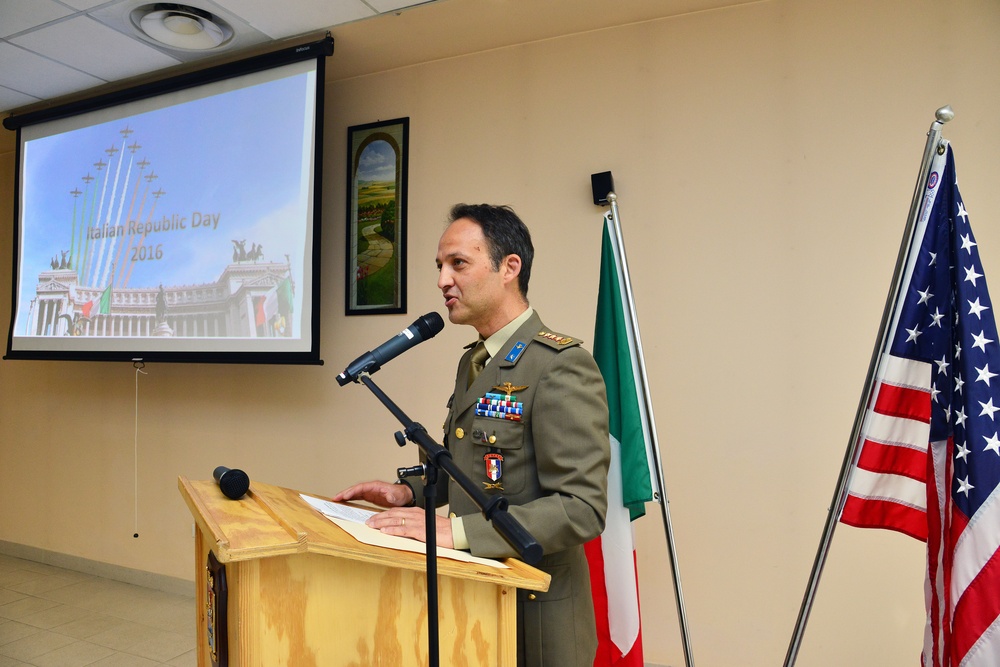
213 466 250 500
337 312 445 385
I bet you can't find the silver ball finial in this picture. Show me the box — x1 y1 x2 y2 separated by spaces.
607 192 617 204
936 105 955 123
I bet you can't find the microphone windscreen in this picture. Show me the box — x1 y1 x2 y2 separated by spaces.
415 312 444 339
213 466 250 500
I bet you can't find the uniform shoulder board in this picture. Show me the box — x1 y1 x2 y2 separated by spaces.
535 330 583 350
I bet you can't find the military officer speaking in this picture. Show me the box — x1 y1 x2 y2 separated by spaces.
335 203 610 666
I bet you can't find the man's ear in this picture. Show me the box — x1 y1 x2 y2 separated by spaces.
501 254 522 288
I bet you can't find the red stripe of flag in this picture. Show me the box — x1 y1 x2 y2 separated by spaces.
873 382 932 422
841 494 928 541
951 546 1000 661
856 439 929 481
586 538 644 666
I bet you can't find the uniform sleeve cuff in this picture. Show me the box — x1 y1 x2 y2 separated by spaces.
450 516 470 551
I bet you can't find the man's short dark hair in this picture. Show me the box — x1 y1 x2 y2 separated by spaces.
449 203 534 298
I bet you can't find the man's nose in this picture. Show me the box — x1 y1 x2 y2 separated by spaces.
437 268 452 290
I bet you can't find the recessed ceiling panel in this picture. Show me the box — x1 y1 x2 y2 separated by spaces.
9 15 180 81
0 42 105 99
0 0 73 39
0 85 41 112
59 0 110 9
211 0 375 39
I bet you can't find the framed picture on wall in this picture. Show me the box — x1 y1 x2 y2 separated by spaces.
345 117 409 315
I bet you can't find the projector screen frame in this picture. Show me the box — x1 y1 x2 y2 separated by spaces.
4 36 333 366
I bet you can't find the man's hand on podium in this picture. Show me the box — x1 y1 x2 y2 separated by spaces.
365 507 455 549
333 480 412 508
333 480 456 548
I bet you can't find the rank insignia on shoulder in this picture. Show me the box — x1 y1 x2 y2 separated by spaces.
505 341 527 363
538 331 574 345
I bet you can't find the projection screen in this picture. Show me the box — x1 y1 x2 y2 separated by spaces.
4 37 332 364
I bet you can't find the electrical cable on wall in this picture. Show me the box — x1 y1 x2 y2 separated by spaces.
133 360 147 538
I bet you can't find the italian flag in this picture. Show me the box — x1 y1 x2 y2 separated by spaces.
586 213 656 666
256 278 294 333
256 287 280 327
82 284 112 318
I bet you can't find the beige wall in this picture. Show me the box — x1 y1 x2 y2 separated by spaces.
2 0 999 664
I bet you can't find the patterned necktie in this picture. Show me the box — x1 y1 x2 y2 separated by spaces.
467 342 489 387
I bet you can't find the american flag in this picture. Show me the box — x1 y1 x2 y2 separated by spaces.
840 144 1000 666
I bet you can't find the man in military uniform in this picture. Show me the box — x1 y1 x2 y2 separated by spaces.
335 203 610 666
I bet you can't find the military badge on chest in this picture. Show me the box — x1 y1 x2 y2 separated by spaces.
475 382 528 492
484 450 504 491
475 386 526 422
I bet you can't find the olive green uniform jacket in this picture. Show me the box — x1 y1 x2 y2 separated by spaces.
413 311 610 666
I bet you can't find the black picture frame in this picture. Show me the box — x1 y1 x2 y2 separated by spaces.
345 117 409 315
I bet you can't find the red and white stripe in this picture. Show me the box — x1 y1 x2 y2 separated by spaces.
841 354 931 540
924 441 1000 667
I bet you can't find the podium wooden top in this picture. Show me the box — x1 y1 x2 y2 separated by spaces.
178 476 549 592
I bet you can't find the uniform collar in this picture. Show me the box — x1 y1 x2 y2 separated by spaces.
481 306 533 363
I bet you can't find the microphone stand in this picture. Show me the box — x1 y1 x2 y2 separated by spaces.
356 373 542 667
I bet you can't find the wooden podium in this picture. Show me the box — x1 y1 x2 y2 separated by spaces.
179 477 549 666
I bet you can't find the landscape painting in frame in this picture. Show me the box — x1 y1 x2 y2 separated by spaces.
345 117 408 315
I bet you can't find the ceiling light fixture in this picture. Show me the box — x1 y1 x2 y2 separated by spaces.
130 3 234 51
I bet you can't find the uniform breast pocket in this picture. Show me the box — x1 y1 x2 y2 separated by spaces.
470 416 526 495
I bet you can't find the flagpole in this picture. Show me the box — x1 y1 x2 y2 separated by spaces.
607 193 696 667
782 105 954 667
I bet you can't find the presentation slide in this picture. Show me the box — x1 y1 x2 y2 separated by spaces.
8 58 320 360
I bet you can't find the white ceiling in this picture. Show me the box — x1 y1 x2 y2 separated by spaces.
0 0 435 116
1 0 763 119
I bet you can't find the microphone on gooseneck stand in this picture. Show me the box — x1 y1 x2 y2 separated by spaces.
337 312 445 385
213 466 250 500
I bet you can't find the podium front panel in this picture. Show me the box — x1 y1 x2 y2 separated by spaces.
181 477 538 666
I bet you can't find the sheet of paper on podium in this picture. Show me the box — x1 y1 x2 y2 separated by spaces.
300 494 508 569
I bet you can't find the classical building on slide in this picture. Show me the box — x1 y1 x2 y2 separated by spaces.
25 261 294 339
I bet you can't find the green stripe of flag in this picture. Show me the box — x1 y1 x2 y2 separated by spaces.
593 215 653 521
97 284 112 315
